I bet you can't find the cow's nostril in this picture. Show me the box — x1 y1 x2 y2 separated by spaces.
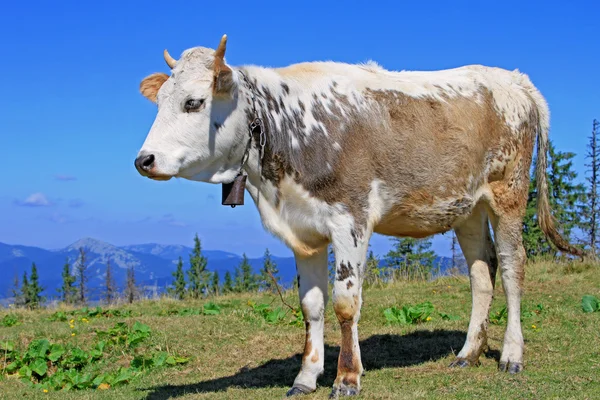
135 154 155 173
142 154 155 169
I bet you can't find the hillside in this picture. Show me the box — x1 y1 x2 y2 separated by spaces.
0 260 598 399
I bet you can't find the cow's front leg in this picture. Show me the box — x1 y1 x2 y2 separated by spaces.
330 229 369 398
287 248 328 397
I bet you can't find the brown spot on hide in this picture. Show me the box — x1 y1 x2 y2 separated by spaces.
336 320 360 386
346 280 354 289
336 262 355 281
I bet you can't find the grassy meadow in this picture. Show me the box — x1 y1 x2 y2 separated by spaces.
1 260 599 400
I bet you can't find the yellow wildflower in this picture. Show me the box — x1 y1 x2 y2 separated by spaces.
69 319 74 324
43 389 48 393
69 324 75 329
82 318 89 323
426 316 431 321
71 333 76 336
433 290 436 293
447 285 451 288
531 324 537 329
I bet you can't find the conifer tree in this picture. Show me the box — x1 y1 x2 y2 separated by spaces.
547 143 587 245
28 263 44 309
583 119 600 257
11 274 21 307
20 271 30 308
169 256 187 300
187 234 208 298
104 259 117 305
241 253 257 292
210 271 220 296
223 271 233 293
364 250 381 287
76 248 88 305
259 248 279 292
59 258 76 304
523 141 586 257
386 237 436 279
125 266 137 304
450 232 467 275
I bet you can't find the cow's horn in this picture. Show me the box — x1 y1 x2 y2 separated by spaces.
163 49 177 69
215 34 227 60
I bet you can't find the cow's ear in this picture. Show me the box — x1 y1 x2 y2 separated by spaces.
213 34 235 96
140 73 169 103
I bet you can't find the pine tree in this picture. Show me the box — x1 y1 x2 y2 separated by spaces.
583 119 600 257
59 258 76 304
233 263 243 293
386 237 436 280
125 266 137 304
223 271 233 293
210 271 220 296
523 142 587 257
450 232 467 275
364 250 381 287
169 256 187 300
241 253 257 292
76 248 88 305
547 143 587 246
259 248 279 292
12 274 22 308
28 263 44 309
187 234 208 298
233 254 257 292
104 259 117 305
20 271 31 308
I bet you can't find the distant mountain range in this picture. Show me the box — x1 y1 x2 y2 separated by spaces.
0 238 455 302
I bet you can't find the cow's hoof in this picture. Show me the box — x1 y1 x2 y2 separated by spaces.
329 383 360 398
286 384 314 397
449 358 478 368
499 361 523 374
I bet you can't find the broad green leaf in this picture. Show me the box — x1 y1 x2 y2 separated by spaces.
582 295 599 313
93 373 107 387
30 358 48 376
6 361 20 374
203 302 221 315
48 344 66 362
0 340 15 352
439 312 461 321
153 351 168 367
112 367 135 386
132 321 151 333
27 339 50 359
18 365 32 378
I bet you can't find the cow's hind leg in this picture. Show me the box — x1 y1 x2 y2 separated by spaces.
330 227 370 398
287 249 329 396
488 206 526 373
450 203 498 368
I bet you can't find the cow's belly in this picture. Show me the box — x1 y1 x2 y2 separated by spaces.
374 193 476 238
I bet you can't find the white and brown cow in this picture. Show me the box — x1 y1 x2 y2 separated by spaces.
134 35 581 397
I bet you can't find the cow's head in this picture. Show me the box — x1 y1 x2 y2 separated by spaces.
134 35 247 183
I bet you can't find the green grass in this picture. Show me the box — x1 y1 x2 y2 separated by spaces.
1 260 600 399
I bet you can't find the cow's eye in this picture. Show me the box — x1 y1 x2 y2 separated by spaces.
184 98 204 112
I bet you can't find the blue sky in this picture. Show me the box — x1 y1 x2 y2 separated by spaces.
0 1 598 258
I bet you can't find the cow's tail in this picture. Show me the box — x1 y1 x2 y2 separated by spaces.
530 86 583 257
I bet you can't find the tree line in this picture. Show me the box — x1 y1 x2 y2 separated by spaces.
166 234 280 300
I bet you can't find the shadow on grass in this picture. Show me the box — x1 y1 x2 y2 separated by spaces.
143 329 466 399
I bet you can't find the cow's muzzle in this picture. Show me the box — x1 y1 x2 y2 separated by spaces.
134 153 155 175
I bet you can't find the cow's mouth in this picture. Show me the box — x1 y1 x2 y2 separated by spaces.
147 174 173 181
